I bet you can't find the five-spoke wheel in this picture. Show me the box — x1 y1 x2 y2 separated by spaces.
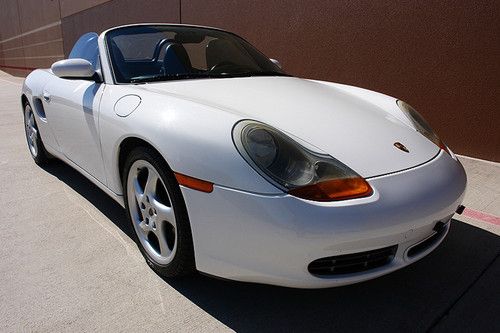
24 105 39 157
23 103 49 165
123 146 195 277
127 160 177 265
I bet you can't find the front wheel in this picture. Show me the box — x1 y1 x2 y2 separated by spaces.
23 103 49 165
123 147 196 277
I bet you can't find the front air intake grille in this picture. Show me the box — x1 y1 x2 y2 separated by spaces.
407 222 447 258
308 245 398 276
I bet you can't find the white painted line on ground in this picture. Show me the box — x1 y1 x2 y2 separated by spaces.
457 154 499 166
0 78 22 86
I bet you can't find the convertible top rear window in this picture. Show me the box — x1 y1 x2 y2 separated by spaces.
105 25 286 83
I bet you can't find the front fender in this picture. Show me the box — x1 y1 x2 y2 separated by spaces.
22 69 60 151
99 86 280 195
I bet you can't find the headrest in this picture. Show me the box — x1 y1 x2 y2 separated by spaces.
163 43 192 74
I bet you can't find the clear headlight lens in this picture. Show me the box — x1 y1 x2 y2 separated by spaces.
233 120 373 201
396 100 450 154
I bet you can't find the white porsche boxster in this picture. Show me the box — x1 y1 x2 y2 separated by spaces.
21 24 466 288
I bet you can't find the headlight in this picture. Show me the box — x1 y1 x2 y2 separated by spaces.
396 100 450 155
233 120 373 201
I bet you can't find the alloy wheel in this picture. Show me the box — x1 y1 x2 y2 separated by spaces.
24 106 38 157
127 160 177 265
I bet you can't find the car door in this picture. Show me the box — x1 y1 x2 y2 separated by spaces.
43 33 107 184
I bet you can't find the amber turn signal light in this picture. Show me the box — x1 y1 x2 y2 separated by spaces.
174 172 214 193
288 177 373 202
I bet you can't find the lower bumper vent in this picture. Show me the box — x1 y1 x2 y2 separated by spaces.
407 222 448 258
308 245 398 276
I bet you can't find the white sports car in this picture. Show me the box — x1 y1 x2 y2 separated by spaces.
21 23 466 288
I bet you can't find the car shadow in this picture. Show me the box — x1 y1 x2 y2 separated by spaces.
41 159 133 239
41 160 500 332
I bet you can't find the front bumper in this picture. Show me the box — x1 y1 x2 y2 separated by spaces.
180 151 466 288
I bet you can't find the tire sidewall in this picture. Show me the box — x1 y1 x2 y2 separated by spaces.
122 146 195 277
23 103 48 165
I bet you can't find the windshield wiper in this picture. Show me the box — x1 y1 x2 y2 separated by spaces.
130 70 291 83
130 73 213 83
221 71 292 78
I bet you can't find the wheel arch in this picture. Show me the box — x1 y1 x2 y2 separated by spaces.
118 136 197 276
117 136 173 190
21 94 29 109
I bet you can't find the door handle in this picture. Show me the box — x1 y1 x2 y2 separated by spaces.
42 92 51 102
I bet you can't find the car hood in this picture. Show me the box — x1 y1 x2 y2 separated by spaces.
139 76 439 178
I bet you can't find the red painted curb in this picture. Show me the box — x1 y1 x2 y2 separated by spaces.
462 208 500 226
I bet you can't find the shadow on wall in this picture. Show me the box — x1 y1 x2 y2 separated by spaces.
41 159 500 333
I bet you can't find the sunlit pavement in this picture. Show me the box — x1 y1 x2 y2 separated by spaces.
1 71 498 332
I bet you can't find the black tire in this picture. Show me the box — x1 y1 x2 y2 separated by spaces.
122 146 196 277
23 102 50 165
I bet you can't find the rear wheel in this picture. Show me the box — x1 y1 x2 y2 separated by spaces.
23 103 49 165
123 146 195 277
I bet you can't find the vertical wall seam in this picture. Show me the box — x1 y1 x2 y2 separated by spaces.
57 0 66 57
14 0 26 69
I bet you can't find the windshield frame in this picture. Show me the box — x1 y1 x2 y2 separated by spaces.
103 24 288 85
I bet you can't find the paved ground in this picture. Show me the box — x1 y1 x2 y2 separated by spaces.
0 71 499 332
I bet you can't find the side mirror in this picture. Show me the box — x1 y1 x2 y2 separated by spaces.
51 59 96 80
270 58 282 69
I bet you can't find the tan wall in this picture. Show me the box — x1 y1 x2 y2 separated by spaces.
179 1 500 162
0 0 64 76
1 0 498 161
60 0 180 56
59 0 112 18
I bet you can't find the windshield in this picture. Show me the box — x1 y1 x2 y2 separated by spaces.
105 25 288 83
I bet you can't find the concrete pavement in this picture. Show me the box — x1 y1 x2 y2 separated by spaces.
0 71 499 332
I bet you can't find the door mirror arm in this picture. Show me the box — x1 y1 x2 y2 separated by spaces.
92 69 103 83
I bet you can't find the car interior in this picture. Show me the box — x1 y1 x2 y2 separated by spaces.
105 26 274 83
109 31 225 81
